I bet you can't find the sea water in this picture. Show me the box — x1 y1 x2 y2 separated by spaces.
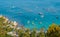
0 0 60 30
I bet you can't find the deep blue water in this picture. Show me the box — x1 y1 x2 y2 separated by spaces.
0 0 60 30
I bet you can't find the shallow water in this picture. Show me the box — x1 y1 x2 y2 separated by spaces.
0 0 60 30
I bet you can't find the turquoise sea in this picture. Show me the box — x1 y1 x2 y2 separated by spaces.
0 0 60 30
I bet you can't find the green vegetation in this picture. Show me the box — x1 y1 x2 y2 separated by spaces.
46 23 60 37
0 16 60 37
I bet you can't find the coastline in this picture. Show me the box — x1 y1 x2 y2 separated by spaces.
0 15 60 37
